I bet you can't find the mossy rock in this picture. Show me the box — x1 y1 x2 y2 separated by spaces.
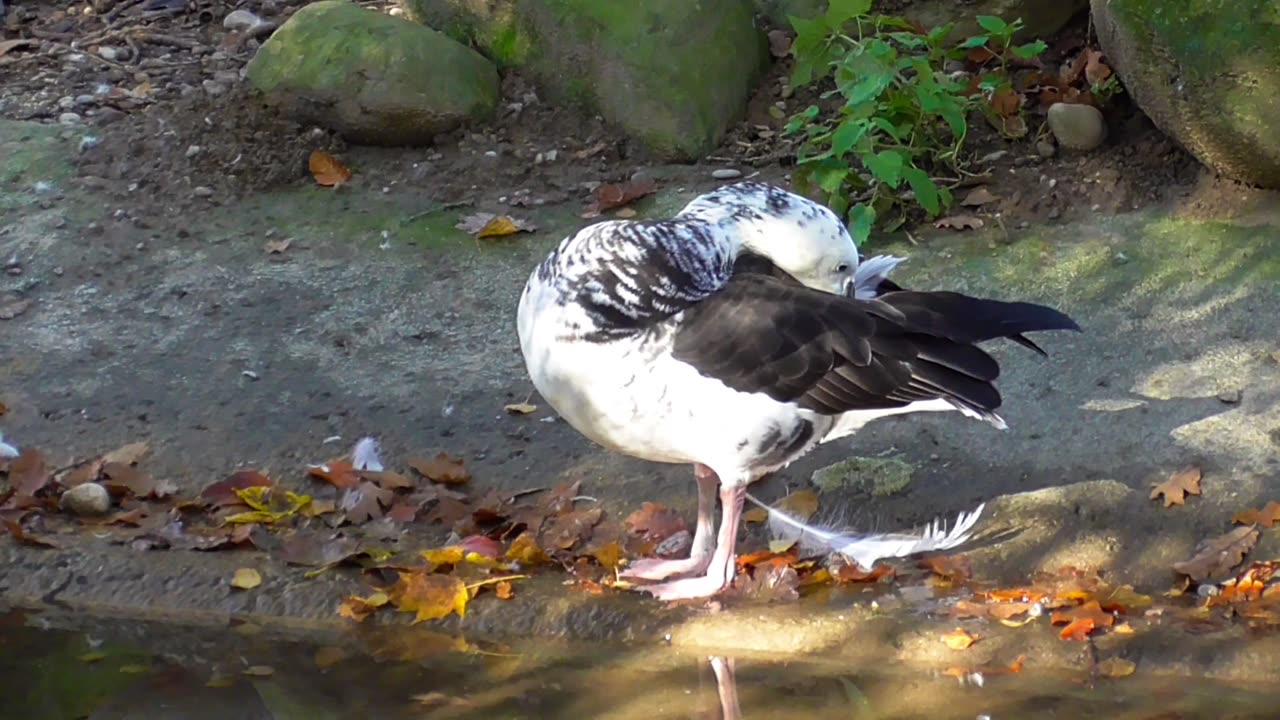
1092 0 1280 188
755 0 1085 38
246 0 499 146
399 0 769 161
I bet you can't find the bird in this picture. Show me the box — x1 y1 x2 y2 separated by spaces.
516 181 1080 601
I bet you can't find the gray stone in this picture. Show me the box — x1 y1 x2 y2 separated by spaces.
1046 102 1106 151
1092 0 1280 188
401 0 767 161
60 483 110 516
247 0 499 146
712 168 743 180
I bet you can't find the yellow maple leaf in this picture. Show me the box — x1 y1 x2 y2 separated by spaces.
390 572 469 623
504 531 551 565
230 568 262 590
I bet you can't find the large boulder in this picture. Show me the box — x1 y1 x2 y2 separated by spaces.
246 0 499 146
1093 0 1280 188
756 0 1087 39
400 0 769 161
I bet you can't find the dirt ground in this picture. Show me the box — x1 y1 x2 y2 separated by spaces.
4 0 1280 687
0 0 1250 229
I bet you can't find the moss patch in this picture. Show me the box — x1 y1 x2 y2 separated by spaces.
1093 0 1280 187
398 0 767 160
812 456 914 497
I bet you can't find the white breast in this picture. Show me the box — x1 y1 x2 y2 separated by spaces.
518 271 834 477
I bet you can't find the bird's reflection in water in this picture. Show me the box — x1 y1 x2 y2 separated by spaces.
708 656 741 720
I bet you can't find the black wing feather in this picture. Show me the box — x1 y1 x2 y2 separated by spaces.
672 269 1078 419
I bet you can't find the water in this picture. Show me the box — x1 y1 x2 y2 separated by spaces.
1 605 1276 720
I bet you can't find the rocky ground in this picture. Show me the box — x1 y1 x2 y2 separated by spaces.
3 0 1280 699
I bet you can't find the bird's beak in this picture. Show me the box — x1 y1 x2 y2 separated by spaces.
844 277 857 298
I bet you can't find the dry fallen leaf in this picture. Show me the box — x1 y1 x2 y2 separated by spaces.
988 87 1022 118
921 554 973 584
495 580 514 600
340 481 394 524
735 562 801 602
309 149 352 187
1233 500 1280 528
1150 466 1201 507
503 403 537 415
242 666 275 677
960 187 999 207
2 519 59 548
8 448 50 497
338 591 389 622
1051 600 1115 640
625 502 687 543
742 507 769 524
455 213 537 238
408 453 471 485
1083 48 1112 86
934 215 985 231
230 568 262 590
102 441 150 467
582 177 657 217
774 489 819 521
264 238 292 254
1172 525 1259 583
390 572 469 623
941 627 980 650
202 470 273 506
504 531 551 565
307 458 360 490
1098 657 1136 678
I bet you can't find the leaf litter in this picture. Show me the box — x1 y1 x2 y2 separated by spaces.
11 432 1280 657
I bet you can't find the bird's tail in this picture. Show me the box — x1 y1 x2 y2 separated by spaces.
744 492 984 570
856 254 1080 355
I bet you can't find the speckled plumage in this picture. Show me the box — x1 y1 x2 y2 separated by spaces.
516 181 1079 599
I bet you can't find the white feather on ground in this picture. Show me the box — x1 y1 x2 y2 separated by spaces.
0 433 17 459
352 436 384 472
746 491 985 570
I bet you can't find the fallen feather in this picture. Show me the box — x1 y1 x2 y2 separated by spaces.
747 491 985 569
352 437 383 472
0 432 17 458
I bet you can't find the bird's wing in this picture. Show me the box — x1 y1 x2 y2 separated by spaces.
671 272 1077 418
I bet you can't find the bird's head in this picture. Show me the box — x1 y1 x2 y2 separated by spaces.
677 181 860 296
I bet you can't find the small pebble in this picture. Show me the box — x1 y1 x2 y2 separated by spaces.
58 96 76 110
202 80 227 97
1217 389 1243 404
185 145 201 158
222 8 263 31
712 168 742 180
192 186 214 198
58 112 82 125
98 46 120 61
1047 102 1106 152
978 150 1009 164
61 482 111 516
1036 139 1057 158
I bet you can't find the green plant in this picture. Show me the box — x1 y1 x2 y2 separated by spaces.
784 1 1046 243
1091 74 1125 104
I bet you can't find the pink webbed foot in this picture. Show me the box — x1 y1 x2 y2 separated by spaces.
638 572 733 602
620 555 712 582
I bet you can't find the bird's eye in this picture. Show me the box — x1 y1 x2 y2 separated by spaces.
835 263 851 273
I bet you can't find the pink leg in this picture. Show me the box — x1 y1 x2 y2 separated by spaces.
621 464 718 581
640 483 746 601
